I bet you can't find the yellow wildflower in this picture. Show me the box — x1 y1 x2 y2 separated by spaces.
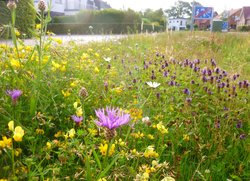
94 67 100 73
97 178 107 181
143 146 159 158
183 134 190 142
1 136 12 148
13 126 24 142
156 122 168 134
129 108 143 122
46 142 52 149
8 120 14 131
99 143 115 156
36 128 45 135
81 53 89 60
113 86 123 94
10 58 21 68
62 90 71 97
76 107 83 117
95 53 100 57
0 141 5 148
70 81 78 87
50 37 62 44
54 131 62 138
87 48 93 52
15 148 22 156
88 128 97 136
15 29 20 36
68 128 76 138
147 134 154 140
36 24 41 29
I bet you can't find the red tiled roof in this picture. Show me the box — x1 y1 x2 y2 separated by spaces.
242 7 250 20
229 8 241 16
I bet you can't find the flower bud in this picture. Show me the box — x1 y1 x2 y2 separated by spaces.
38 0 46 12
7 0 16 11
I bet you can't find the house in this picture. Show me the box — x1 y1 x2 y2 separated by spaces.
228 8 241 29
34 0 111 16
194 11 218 30
237 6 250 26
167 18 188 31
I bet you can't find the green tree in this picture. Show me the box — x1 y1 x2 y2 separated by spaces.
142 8 165 26
164 0 201 18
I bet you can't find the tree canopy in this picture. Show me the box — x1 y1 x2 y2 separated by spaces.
164 0 202 18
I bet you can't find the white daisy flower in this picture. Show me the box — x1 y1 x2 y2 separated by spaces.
146 81 160 88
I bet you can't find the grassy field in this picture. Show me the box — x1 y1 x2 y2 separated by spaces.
0 31 250 181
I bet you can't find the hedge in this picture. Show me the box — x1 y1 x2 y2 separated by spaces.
237 25 250 32
0 0 36 39
47 23 164 35
52 9 141 25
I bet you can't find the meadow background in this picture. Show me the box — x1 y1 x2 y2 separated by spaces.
0 28 250 180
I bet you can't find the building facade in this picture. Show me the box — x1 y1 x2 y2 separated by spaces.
237 7 250 26
167 18 188 31
34 0 111 16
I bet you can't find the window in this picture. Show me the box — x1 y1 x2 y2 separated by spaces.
180 21 182 25
169 21 171 23
177 21 179 23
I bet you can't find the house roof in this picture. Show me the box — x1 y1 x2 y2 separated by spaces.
242 6 250 20
229 8 241 16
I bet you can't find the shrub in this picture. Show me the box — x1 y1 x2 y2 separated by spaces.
47 23 164 35
237 25 250 32
16 0 36 38
0 0 36 39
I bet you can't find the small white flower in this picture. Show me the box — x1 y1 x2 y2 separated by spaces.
146 81 160 88
104 57 111 62
142 116 150 123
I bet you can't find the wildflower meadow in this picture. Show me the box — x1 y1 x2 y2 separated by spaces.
0 1 250 180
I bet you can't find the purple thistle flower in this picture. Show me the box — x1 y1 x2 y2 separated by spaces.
183 88 190 95
239 134 246 140
94 107 130 130
236 121 242 128
71 115 83 124
6 89 22 104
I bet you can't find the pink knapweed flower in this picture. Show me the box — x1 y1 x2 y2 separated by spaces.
71 115 83 124
6 89 22 104
95 107 130 130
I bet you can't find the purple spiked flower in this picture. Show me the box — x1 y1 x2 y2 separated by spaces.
95 107 130 130
183 88 190 95
6 89 22 104
71 115 83 125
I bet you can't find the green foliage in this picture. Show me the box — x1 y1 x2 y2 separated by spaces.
16 0 36 38
0 0 36 38
212 21 223 32
51 9 143 34
50 9 164 34
142 9 165 26
0 29 250 180
237 25 250 32
165 0 202 18
47 23 164 34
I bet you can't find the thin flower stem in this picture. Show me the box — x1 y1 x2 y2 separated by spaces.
10 9 20 61
11 139 15 178
140 90 152 108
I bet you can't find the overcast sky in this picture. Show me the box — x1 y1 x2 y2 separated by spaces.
105 0 249 14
